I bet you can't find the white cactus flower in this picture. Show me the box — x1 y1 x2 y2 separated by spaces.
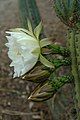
6 21 54 78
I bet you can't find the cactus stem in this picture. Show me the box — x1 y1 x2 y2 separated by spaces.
68 29 80 119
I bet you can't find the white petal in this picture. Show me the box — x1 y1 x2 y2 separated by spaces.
6 31 40 52
6 31 35 41
13 54 38 77
5 29 41 78
5 43 9 47
10 28 34 37
21 56 38 76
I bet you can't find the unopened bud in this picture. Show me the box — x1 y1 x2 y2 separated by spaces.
28 82 54 102
22 68 50 83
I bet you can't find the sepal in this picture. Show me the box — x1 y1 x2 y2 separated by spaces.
34 22 42 39
40 54 55 68
40 38 53 48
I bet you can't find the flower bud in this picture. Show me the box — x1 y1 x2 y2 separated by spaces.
22 68 50 83
28 82 54 102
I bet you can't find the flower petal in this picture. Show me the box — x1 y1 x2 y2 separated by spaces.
13 54 38 78
9 28 34 37
6 30 40 78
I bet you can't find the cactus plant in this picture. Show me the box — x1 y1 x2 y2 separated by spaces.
54 0 80 119
8 0 80 119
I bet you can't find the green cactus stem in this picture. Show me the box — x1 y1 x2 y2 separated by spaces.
54 0 77 28
68 29 80 119
19 0 40 28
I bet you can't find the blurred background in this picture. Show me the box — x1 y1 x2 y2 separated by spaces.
0 0 74 120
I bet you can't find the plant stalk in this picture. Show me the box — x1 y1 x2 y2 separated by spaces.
68 29 80 119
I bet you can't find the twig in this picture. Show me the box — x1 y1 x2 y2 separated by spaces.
0 88 20 94
1 109 40 116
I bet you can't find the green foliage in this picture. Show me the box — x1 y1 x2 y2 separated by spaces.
48 44 70 57
52 58 71 68
49 74 73 91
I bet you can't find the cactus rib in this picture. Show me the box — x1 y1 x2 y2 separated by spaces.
68 29 80 119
